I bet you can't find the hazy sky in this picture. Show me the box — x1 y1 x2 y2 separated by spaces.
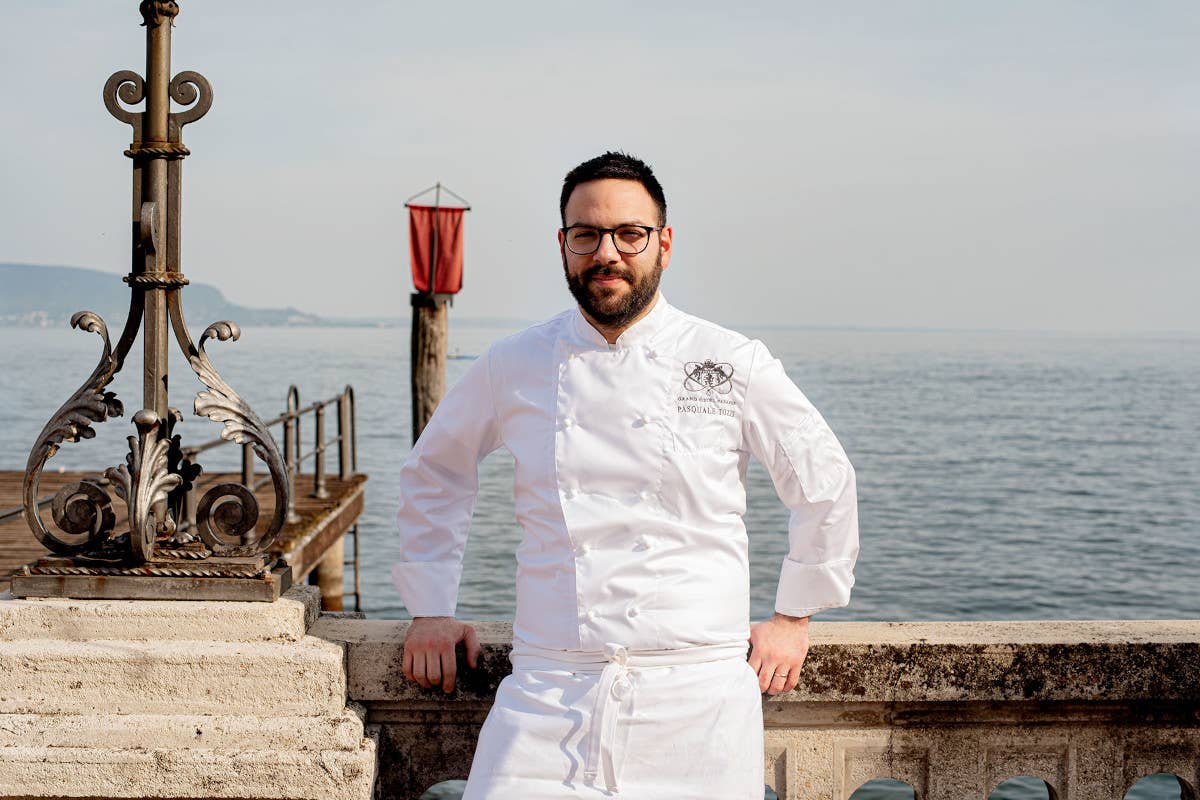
2 1 1197 331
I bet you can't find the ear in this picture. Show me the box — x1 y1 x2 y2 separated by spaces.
658 225 673 270
557 227 566 254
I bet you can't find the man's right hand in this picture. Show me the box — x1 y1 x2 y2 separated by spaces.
401 616 481 693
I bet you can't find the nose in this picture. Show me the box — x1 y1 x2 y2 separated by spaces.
593 230 622 265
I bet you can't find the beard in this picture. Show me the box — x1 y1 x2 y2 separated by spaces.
562 249 663 328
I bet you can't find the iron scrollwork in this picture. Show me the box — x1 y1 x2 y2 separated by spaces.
103 70 145 136
186 321 289 556
22 312 125 555
20 1 289 575
169 70 212 129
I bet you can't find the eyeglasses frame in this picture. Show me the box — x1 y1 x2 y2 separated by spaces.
560 224 665 256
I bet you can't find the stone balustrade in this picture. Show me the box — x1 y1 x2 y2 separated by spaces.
310 618 1200 800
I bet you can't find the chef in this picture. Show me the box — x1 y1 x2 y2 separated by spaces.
394 152 859 798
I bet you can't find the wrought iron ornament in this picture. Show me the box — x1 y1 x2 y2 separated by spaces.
19 1 290 582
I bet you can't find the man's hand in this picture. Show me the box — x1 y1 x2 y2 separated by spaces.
748 613 810 695
401 616 481 693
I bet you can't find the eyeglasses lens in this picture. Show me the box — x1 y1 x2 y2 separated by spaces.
566 227 650 255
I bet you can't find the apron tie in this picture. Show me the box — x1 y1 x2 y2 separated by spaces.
584 643 632 792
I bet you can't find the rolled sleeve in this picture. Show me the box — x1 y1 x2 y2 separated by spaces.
741 340 860 616
393 349 503 618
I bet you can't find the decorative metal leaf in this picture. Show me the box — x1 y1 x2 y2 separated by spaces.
105 410 182 563
183 320 290 556
22 312 125 554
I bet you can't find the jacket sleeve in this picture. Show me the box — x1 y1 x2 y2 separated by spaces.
391 347 503 617
740 339 859 617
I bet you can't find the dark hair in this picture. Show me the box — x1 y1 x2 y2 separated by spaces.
560 151 667 226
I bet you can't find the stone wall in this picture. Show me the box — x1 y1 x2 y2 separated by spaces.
310 618 1200 800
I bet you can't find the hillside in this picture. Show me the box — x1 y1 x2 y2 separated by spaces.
0 263 322 327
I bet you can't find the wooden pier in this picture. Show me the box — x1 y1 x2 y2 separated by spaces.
0 469 365 608
2 383 365 610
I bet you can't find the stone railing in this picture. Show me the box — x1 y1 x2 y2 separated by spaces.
310 618 1200 800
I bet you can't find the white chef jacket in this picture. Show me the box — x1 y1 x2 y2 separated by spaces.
392 293 859 650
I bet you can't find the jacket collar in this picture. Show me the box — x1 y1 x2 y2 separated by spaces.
568 292 672 349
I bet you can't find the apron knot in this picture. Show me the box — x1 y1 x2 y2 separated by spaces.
585 642 634 792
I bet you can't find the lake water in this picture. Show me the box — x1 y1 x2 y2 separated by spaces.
1 322 1196 800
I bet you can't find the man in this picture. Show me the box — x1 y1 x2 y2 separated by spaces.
394 152 859 798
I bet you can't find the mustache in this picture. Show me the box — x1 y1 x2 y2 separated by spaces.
583 265 633 283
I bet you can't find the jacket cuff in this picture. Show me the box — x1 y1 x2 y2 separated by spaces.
774 558 855 617
391 561 461 618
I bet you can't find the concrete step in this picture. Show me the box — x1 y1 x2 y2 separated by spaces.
0 585 320 643
0 731 378 800
0 636 347 716
0 704 367 751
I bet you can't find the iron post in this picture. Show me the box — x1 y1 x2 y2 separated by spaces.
14 1 292 601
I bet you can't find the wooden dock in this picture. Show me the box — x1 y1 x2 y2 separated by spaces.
0 470 365 606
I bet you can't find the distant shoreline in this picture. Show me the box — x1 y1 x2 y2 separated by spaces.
3 263 1197 337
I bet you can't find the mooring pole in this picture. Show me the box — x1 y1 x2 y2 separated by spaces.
410 182 449 444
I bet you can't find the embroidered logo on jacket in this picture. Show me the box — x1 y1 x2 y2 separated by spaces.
678 359 737 417
683 360 734 395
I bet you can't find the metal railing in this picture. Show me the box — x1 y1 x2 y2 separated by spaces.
4 384 362 611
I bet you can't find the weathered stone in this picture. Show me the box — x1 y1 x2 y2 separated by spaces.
0 708 367 751
0 637 347 716
312 618 1200 800
0 588 375 800
0 585 320 643
0 740 377 800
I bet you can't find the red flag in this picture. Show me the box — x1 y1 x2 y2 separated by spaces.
408 205 465 294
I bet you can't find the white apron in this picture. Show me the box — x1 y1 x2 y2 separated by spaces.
463 640 764 799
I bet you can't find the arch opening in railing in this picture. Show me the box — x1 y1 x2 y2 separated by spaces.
988 775 1057 800
418 780 467 800
848 777 917 799
1124 772 1193 800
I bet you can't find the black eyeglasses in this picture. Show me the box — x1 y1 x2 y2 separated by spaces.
561 224 663 255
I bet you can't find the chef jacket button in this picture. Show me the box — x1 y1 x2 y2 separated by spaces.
562 417 576 429
634 535 652 551
646 348 657 359
612 676 633 699
636 415 652 426
575 542 589 556
638 490 654 501
586 609 598 622
626 606 639 618
564 487 578 500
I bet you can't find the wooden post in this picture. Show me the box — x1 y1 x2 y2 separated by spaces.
412 181 446 442
406 181 469 443
410 298 448 442
315 537 345 612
